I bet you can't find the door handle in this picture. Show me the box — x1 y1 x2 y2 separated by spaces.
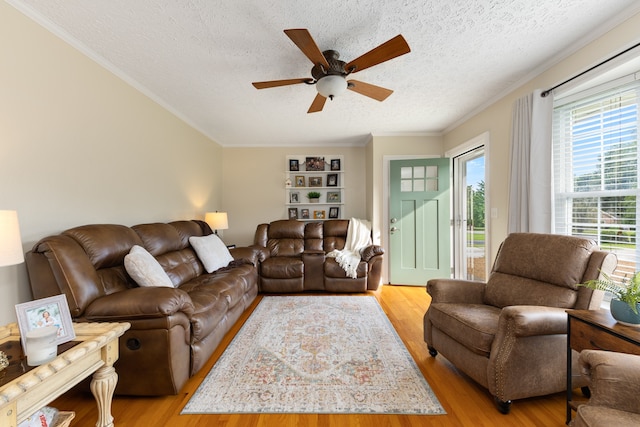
390 226 399 233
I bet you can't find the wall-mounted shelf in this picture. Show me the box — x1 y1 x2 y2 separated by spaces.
285 155 344 220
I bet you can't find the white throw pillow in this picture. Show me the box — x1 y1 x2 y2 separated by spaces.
124 245 174 288
189 234 234 273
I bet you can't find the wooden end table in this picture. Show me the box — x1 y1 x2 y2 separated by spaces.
566 309 640 424
0 321 130 427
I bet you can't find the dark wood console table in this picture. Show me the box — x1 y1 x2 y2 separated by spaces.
566 309 640 424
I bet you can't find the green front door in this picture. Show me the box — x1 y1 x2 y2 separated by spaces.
389 158 451 285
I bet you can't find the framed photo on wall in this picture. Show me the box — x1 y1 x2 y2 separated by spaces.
15 294 76 347
327 173 338 187
326 191 341 202
305 157 325 171
309 177 323 187
288 208 299 219
329 207 339 219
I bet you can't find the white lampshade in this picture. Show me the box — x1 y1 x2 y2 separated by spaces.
0 210 24 267
205 212 229 231
316 75 348 99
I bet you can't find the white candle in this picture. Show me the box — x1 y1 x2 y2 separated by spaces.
26 325 58 366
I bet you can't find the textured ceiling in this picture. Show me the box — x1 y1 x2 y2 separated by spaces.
9 0 640 147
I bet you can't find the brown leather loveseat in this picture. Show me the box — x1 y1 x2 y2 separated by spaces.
25 220 261 396
254 219 384 293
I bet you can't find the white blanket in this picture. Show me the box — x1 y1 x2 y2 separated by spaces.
327 218 372 279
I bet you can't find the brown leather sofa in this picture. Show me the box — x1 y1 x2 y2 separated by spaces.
571 350 640 426
424 233 617 413
25 220 261 396
253 219 384 292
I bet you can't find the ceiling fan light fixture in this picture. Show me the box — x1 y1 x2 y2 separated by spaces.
316 75 347 100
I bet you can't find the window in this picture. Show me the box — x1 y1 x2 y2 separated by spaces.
553 75 640 282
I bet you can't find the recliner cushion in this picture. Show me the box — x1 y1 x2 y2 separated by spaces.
261 257 303 279
428 303 501 356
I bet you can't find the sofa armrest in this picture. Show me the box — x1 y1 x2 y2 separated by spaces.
579 349 640 414
360 245 384 262
426 279 485 304
230 245 266 265
83 287 195 321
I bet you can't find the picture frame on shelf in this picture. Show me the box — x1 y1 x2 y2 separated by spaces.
288 208 298 219
314 210 326 219
295 176 305 187
326 191 341 202
329 207 339 219
15 294 76 348
301 209 310 219
309 176 323 187
305 157 325 171
331 159 341 171
327 173 338 187
290 192 300 203
289 159 299 171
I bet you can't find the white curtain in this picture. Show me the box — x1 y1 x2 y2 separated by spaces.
507 89 554 233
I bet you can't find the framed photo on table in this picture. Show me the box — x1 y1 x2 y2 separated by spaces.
301 209 310 219
314 210 326 219
295 176 305 187
305 157 325 171
331 159 341 171
329 207 339 219
288 208 299 219
290 192 300 203
327 174 338 187
15 294 76 347
289 159 299 171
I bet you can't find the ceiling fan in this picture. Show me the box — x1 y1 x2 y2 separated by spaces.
252 29 411 113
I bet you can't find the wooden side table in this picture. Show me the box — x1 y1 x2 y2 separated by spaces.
566 309 640 424
0 322 130 427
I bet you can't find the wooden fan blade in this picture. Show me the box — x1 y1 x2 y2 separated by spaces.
284 29 330 68
252 78 312 89
307 93 327 113
347 80 393 101
345 35 410 73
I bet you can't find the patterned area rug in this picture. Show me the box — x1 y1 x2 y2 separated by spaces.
182 296 445 415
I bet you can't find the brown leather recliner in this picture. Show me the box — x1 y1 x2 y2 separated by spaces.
571 350 640 426
254 219 384 293
423 233 617 413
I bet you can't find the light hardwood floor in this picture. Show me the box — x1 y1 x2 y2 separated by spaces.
52 285 570 426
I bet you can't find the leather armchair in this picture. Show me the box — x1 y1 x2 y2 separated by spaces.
571 350 640 426
423 233 617 413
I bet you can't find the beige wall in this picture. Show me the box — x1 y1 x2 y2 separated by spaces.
222 146 367 246
444 10 640 263
0 3 223 324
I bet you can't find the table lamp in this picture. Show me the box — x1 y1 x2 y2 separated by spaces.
0 210 23 372
0 210 24 267
205 212 229 235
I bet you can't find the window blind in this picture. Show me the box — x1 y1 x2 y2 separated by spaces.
553 77 640 282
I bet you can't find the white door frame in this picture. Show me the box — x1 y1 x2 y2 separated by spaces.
382 154 440 284
445 131 491 279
